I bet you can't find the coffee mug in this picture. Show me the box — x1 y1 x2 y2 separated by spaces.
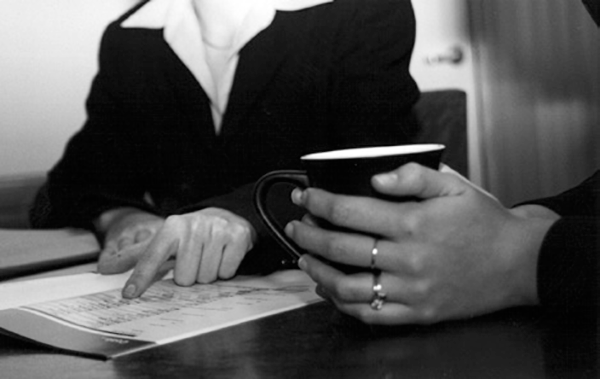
253 143 445 262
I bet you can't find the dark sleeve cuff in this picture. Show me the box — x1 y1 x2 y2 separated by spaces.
536 216 598 324
29 182 157 231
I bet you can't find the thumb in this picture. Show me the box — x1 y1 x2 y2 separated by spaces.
371 163 466 200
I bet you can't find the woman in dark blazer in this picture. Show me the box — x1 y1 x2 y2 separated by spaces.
31 0 420 298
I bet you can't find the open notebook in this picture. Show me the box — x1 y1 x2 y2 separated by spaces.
0 229 100 280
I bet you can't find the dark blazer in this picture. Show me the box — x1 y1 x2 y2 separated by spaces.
31 0 420 272
522 171 599 325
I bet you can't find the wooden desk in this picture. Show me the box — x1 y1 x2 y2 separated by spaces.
1 300 596 378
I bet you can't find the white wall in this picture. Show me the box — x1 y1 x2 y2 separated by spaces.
469 0 599 205
0 0 138 177
410 0 482 184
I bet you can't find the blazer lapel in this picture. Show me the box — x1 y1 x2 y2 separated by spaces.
161 39 218 143
221 14 293 134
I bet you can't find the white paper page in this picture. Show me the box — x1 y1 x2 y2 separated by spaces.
7 262 98 283
19 270 320 343
0 271 132 310
0 269 322 359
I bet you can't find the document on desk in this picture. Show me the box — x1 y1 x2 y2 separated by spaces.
0 269 322 359
0 228 99 279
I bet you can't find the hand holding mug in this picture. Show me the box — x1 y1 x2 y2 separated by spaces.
285 163 559 325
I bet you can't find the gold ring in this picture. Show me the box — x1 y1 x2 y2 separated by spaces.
370 239 379 271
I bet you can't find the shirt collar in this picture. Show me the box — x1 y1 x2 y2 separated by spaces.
121 0 334 31
120 0 333 89
120 0 333 132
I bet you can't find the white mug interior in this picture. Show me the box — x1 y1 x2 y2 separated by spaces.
301 144 445 161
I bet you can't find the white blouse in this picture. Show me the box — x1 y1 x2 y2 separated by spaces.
122 0 333 134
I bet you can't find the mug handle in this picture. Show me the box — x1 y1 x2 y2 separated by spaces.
254 170 309 260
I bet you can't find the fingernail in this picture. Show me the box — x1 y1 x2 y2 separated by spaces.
291 188 305 205
298 256 307 270
123 284 137 299
285 222 294 237
374 172 397 186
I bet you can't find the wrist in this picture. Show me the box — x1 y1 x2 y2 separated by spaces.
510 204 560 220
94 207 157 235
504 210 560 307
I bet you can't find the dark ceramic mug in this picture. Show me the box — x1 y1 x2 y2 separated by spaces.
253 144 445 262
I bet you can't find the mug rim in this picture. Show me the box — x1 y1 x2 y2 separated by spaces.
301 144 445 161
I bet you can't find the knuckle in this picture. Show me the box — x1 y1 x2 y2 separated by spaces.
410 280 431 303
134 264 155 280
191 213 210 228
327 200 353 225
418 306 441 325
404 252 426 276
164 215 184 229
208 218 228 236
323 236 347 261
400 163 425 190
401 162 424 180
212 216 228 228
229 223 249 240
335 282 360 302
330 280 349 299
402 208 423 234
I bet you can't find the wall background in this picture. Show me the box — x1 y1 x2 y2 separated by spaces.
470 0 599 205
0 0 137 177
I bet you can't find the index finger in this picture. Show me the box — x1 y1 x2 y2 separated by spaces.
122 229 178 299
296 188 415 238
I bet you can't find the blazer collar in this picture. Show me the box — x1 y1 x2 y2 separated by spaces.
121 0 333 132
121 0 334 63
